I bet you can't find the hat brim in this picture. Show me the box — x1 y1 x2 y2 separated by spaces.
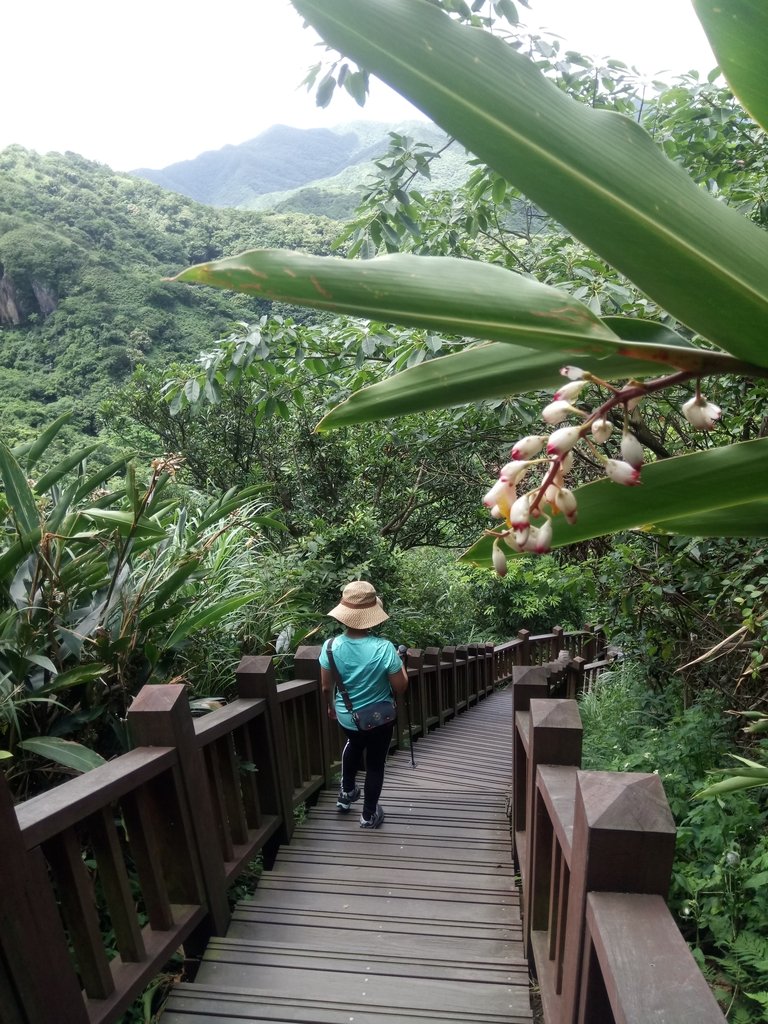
328 604 389 629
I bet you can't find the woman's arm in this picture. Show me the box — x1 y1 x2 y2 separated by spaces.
389 662 409 696
320 666 337 719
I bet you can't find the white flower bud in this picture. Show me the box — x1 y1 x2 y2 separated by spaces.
682 395 721 431
499 460 531 485
492 540 508 577
591 417 613 444
605 459 642 486
534 519 553 554
542 399 577 424
620 431 644 470
510 435 546 460
510 493 531 530
560 366 586 380
547 426 582 456
553 380 585 402
558 488 578 524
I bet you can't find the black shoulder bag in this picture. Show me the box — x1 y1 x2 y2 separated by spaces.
326 638 398 731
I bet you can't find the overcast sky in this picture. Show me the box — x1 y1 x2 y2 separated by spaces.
3 1 716 172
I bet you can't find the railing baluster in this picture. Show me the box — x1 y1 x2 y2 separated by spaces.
44 826 115 999
88 806 146 963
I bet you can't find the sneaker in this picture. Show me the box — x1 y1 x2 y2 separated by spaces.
360 804 384 829
336 786 360 813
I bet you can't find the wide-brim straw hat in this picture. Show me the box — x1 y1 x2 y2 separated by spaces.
328 580 389 629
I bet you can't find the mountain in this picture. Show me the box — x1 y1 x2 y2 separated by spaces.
0 145 339 449
132 123 388 208
132 121 470 215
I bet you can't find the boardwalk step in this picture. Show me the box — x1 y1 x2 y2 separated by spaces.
163 982 533 1023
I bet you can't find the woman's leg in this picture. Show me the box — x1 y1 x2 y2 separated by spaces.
361 722 395 819
340 727 366 794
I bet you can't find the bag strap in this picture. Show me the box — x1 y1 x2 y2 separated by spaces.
326 637 357 717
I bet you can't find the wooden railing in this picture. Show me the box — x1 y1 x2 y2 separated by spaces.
512 663 727 1024
0 625 604 1024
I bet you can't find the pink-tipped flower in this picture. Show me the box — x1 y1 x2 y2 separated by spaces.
503 527 528 551
542 399 579 424
510 435 546 460
605 459 642 486
534 519 553 554
492 540 508 578
682 394 721 431
591 417 613 444
483 479 515 518
553 380 586 403
558 487 578 524
547 425 582 456
499 460 532 486
620 431 644 470
560 365 586 380
510 493 531 531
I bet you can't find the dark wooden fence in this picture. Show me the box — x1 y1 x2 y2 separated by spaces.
2 623 716 1024
512 663 727 1024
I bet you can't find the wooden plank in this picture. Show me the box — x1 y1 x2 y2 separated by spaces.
164 982 533 1024
583 893 726 1024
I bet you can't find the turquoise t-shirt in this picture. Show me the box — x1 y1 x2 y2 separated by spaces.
320 633 402 731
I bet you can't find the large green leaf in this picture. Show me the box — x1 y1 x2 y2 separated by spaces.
25 412 73 472
461 438 768 566
81 508 168 539
19 736 106 773
174 251 759 377
0 441 40 535
694 0 768 134
290 0 768 367
163 594 257 648
318 318 713 429
34 444 101 494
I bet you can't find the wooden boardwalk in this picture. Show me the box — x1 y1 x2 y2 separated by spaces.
163 687 533 1023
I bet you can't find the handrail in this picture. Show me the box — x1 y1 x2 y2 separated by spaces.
511 664 727 1024
0 623 607 1024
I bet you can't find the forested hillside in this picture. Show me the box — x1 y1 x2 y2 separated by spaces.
0 145 339 449
131 120 464 213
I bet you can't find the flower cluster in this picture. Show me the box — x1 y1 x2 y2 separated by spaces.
484 367 721 573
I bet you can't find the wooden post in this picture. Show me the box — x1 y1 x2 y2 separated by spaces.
442 646 458 718
407 649 428 737
551 625 564 660
517 629 531 665
0 773 89 1023
582 624 597 662
484 642 495 695
128 684 230 937
560 770 677 1024
510 666 549 859
524 698 583 958
423 648 444 726
567 656 586 699
293 644 334 788
236 656 295 844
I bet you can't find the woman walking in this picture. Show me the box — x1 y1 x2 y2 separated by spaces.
319 580 409 829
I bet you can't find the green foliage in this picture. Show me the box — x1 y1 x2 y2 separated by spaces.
0 146 339 450
0 416 285 794
581 668 768 1019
